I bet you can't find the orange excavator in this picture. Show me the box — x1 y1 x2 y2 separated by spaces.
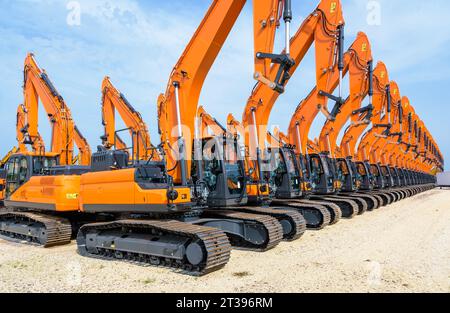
226 0 347 229
339 61 397 205
399 104 440 184
402 116 437 187
404 114 423 186
196 106 306 241
284 28 383 218
357 80 420 201
369 83 419 199
401 102 432 182
358 80 401 198
100 77 160 163
0 54 94 248
239 29 375 224
278 32 376 216
18 102 88 166
415 120 441 180
318 32 374 161
427 131 444 174
0 104 44 207
376 95 431 196
228 114 342 229
378 96 417 196
18 53 91 166
313 32 382 212
355 72 434 200
1 57 91 206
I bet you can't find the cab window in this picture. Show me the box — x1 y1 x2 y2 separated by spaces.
357 163 366 176
310 156 323 174
19 157 28 184
5 157 25 196
370 165 379 176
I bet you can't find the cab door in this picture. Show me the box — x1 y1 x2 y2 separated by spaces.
5 156 29 198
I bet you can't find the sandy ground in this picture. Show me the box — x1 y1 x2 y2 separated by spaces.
0 189 449 293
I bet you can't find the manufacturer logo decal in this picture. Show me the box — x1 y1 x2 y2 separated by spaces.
330 2 337 13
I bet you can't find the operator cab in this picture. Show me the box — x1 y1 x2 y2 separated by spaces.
397 168 406 186
389 167 401 187
309 153 335 194
354 161 374 190
335 158 357 192
265 146 302 199
192 135 247 207
380 165 394 188
370 163 385 189
3 153 59 198
0 168 6 204
414 171 420 185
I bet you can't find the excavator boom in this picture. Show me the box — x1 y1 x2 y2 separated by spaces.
244 0 345 158
22 53 91 165
101 77 159 162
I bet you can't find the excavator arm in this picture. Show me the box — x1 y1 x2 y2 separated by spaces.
382 96 413 169
22 53 91 165
362 81 402 166
340 61 390 160
0 147 19 169
157 0 291 184
318 32 373 156
157 0 246 185
197 106 227 138
244 0 345 160
101 77 159 162
227 113 246 140
73 125 92 165
16 103 45 153
253 0 294 92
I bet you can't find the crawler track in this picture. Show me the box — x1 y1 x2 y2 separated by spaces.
0 211 72 247
203 211 283 251
309 196 359 218
271 199 332 230
293 199 341 225
326 195 368 215
235 206 307 241
366 191 392 206
343 193 380 211
77 219 231 275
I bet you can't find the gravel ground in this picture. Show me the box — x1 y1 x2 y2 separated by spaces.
0 189 449 293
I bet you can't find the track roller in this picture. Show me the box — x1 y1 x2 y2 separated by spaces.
271 199 332 230
309 196 359 218
233 207 307 241
0 211 72 247
198 210 283 251
77 219 231 275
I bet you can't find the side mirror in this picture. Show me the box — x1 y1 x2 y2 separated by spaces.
0 169 6 180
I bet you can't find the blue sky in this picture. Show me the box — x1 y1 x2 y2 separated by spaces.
0 0 449 170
